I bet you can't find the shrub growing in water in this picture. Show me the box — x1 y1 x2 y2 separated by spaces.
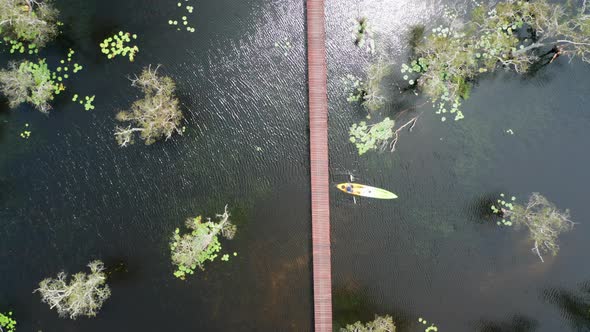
504 192 575 262
170 205 236 280
341 315 396 332
34 260 111 319
0 0 59 50
0 59 63 113
115 65 183 147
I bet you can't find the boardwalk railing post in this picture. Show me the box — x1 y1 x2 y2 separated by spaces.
306 0 332 331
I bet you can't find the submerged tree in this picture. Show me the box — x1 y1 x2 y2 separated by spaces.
0 0 59 50
170 205 237 280
362 61 392 111
403 0 590 120
115 65 183 147
504 193 575 262
34 260 111 319
0 59 63 113
341 315 396 332
350 16 375 54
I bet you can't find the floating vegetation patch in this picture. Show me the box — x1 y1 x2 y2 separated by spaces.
349 17 374 54
1 37 39 55
418 317 439 332
168 1 196 32
274 38 292 56
0 311 17 332
99 32 139 61
349 118 395 155
490 193 517 226
72 94 96 111
342 74 365 103
19 123 31 139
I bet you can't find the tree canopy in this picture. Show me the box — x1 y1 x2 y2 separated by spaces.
505 193 575 262
170 205 237 279
403 0 590 119
0 0 59 49
341 315 396 332
115 65 183 147
0 59 63 113
34 260 111 319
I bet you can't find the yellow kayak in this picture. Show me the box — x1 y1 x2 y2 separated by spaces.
336 183 397 199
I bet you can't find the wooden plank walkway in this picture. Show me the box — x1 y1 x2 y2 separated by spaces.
306 0 332 331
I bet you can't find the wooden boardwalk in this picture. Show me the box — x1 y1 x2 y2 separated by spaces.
306 0 332 331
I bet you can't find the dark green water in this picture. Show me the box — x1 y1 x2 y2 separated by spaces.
1 0 312 331
327 1 590 331
1 0 590 331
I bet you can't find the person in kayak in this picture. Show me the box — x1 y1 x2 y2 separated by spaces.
346 184 353 193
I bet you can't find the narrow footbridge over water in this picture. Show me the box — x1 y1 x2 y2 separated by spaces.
306 0 332 331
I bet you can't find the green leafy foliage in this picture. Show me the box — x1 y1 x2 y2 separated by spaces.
35 260 111 319
405 0 590 120
490 193 517 226
99 31 138 61
349 118 395 155
340 315 396 332
0 0 59 50
505 193 575 262
342 74 365 103
170 205 237 280
115 66 183 146
418 317 439 332
0 311 17 332
168 1 195 32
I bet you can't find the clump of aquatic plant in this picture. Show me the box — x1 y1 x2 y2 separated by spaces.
341 314 395 332
0 59 63 113
342 74 365 103
0 310 17 332
0 0 59 50
349 118 394 155
34 260 111 320
19 122 31 139
115 65 183 147
274 37 292 56
349 115 419 155
491 193 517 226
72 94 95 111
350 16 375 54
170 205 236 280
418 317 439 332
405 0 590 120
99 31 138 61
504 192 575 262
168 1 195 32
